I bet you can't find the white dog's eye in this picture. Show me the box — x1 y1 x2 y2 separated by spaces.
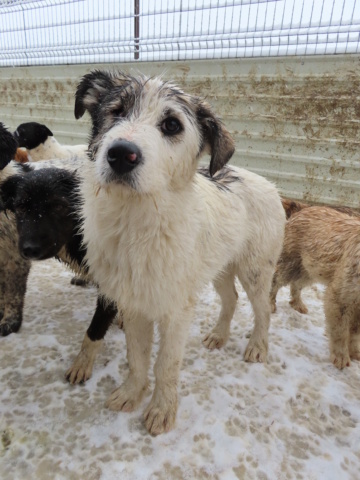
161 117 182 136
112 106 125 117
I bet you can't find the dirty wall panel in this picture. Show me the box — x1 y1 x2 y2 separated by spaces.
0 55 359 207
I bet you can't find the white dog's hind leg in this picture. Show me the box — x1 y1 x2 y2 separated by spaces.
203 268 238 350
106 313 153 412
239 264 273 363
144 305 192 436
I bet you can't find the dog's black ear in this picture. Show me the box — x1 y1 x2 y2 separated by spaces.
53 168 80 197
0 123 18 170
40 124 53 138
196 102 235 176
14 122 53 149
75 70 115 120
0 175 21 213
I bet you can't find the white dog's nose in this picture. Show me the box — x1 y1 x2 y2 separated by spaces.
107 140 142 175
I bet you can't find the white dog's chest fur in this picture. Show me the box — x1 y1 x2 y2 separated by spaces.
81 166 255 319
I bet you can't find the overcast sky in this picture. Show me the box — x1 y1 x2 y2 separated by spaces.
0 0 359 66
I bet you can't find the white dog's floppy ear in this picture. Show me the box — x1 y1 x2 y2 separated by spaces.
197 102 235 176
74 70 115 120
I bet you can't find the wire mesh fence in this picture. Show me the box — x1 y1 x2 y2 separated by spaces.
0 0 359 66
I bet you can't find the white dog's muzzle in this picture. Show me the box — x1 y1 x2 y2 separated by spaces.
106 139 143 177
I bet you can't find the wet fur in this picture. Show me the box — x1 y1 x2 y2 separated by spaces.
281 198 309 220
0 120 87 336
277 198 360 316
270 206 360 369
281 197 360 220
0 123 31 335
76 71 286 435
0 167 118 382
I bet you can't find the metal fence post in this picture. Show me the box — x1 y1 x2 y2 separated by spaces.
134 0 139 60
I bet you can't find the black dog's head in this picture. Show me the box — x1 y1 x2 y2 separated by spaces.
0 168 79 260
0 122 18 170
13 122 53 150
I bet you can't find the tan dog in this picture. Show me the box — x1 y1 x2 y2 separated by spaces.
281 197 309 220
277 198 360 315
281 197 360 221
270 205 360 369
75 70 286 435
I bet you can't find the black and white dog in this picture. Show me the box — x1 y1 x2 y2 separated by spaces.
14 122 87 162
0 120 91 337
0 166 118 383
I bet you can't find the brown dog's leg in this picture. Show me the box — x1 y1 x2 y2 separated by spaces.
289 281 308 314
269 270 281 313
349 313 360 361
0 261 30 336
324 286 352 369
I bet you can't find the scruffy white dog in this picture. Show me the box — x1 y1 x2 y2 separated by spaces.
75 71 286 435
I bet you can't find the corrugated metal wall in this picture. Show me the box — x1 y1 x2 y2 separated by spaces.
1 54 360 206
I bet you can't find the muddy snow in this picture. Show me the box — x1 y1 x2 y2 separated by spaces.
0 259 359 479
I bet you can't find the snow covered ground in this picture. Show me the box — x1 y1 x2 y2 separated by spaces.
1 259 359 479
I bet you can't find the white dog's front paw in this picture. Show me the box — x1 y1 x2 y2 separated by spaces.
66 337 102 384
202 331 226 350
143 393 178 436
66 358 93 385
105 379 148 412
244 337 268 363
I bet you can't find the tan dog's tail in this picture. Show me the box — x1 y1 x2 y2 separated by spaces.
281 197 309 220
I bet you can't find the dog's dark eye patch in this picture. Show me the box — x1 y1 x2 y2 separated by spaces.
104 82 141 119
106 97 132 121
111 106 125 117
108 100 126 118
